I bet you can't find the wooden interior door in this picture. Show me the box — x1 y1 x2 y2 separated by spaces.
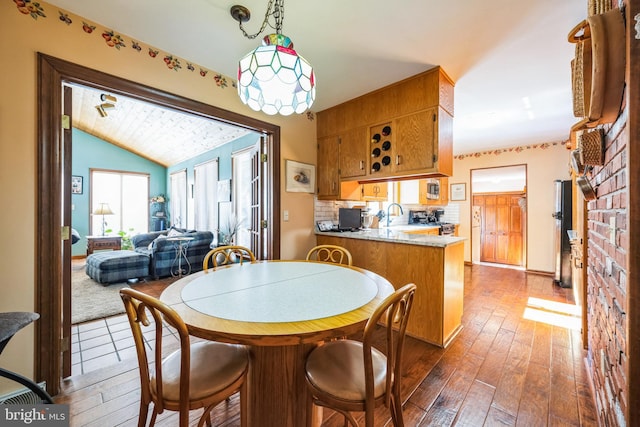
61 85 73 378
477 192 524 266
480 195 497 262
507 195 524 265
494 195 511 262
249 141 262 258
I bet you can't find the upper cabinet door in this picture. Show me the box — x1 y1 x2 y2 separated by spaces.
317 136 340 198
339 127 368 179
394 108 437 173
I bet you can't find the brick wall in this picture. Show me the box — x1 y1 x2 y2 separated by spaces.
586 109 628 425
583 1 629 420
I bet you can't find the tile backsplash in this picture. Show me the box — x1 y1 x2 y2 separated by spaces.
314 199 460 225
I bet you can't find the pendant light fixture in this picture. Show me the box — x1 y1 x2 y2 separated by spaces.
231 1 315 116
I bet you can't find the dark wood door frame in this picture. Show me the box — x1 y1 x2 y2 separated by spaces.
37 53 281 395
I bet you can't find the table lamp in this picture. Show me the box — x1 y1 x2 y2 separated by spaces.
93 202 114 236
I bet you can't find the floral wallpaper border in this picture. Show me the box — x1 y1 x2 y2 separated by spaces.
454 140 568 160
12 0 316 121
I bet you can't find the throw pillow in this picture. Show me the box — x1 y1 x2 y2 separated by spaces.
148 234 167 250
167 228 182 237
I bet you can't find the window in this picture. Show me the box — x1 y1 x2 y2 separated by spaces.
170 170 187 228
194 159 218 232
90 170 149 236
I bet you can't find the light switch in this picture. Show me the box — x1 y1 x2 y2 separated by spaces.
610 217 616 244
71 204 75 211
283 210 289 222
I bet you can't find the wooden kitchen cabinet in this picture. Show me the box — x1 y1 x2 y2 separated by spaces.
339 127 368 179
403 227 440 236
317 128 371 200
316 135 340 198
317 235 464 347
367 107 453 180
316 67 455 196
361 182 388 201
394 109 437 174
419 177 448 205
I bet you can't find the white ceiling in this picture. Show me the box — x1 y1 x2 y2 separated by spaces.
47 0 587 156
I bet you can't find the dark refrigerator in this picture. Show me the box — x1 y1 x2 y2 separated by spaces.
553 180 573 288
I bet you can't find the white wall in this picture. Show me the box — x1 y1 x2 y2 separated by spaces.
450 142 571 272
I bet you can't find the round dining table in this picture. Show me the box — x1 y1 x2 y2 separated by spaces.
160 260 394 427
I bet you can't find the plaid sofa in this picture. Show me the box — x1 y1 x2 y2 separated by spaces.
131 228 214 279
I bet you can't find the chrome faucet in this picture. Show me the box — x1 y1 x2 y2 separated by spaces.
386 203 404 228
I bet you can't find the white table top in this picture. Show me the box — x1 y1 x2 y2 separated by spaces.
160 260 394 345
181 262 379 323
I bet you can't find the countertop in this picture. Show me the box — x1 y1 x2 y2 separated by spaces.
315 225 466 248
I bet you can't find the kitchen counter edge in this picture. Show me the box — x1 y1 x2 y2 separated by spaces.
315 229 466 248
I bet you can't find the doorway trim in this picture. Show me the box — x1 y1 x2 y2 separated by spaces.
470 164 527 268
37 53 281 394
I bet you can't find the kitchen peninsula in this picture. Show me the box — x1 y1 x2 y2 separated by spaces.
317 228 465 347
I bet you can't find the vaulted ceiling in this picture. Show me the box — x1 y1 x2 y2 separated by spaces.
70 85 253 167
51 0 587 160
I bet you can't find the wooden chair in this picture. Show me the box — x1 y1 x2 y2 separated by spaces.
304 283 417 427
203 245 256 271
120 288 249 427
306 244 353 266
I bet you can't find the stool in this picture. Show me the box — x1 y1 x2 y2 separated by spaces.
86 250 149 284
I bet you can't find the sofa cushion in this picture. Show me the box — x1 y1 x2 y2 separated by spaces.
131 231 166 250
148 234 167 250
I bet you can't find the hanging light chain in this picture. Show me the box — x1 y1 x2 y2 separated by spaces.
237 0 286 39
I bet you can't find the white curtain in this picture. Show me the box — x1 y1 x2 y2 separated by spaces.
194 159 219 232
170 170 187 228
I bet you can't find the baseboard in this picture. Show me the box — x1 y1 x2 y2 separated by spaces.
525 269 554 277
72 255 87 260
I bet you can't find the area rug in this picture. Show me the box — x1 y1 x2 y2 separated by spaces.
72 264 129 324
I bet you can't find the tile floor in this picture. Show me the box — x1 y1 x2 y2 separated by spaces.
72 312 184 376
71 258 177 376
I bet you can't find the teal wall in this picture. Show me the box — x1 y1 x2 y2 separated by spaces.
71 129 167 256
167 133 260 227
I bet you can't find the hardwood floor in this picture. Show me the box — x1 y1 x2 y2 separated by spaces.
56 264 598 426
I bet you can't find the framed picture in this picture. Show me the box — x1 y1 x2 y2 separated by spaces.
71 175 83 194
450 183 466 201
285 160 315 193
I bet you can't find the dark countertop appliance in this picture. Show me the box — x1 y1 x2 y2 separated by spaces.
338 208 362 231
408 210 455 235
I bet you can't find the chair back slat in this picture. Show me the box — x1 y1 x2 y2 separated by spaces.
306 245 353 266
363 283 416 425
203 245 256 271
120 288 192 421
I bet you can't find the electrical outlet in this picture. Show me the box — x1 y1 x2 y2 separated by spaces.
610 217 616 244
